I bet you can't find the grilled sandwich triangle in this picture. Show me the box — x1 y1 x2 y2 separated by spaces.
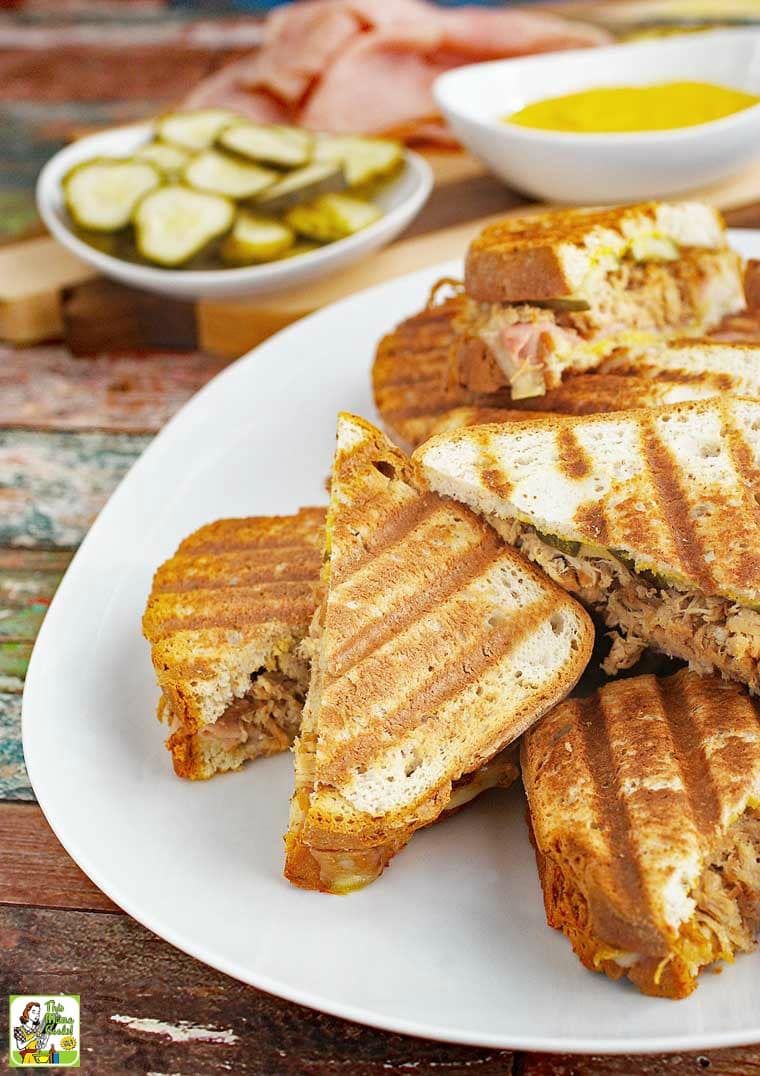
284 413 593 893
414 395 760 690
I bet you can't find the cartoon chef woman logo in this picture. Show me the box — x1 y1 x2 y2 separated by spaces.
9 995 79 1067
13 1001 59 1064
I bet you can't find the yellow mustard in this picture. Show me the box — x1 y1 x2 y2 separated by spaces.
505 82 760 133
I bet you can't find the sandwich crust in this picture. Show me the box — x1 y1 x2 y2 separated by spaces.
284 414 593 892
465 203 726 303
522 669 760 998
143 509 324 778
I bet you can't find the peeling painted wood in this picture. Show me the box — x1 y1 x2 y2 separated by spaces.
0 693 31 800
0 642 33 691
0 346 226 433
0 904 514 1076
0 428 151 548
0 804 118 910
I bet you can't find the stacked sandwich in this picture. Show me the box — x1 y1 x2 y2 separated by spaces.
144 200 760 1001
374 201 760 449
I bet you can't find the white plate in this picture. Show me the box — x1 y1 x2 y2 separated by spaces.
434 29 760 203
36 122 432 300
23 230 760 1054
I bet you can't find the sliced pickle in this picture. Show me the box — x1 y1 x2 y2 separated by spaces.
157 109 240 152
133 141 190 178
313 134 403 187
285 193 381 242
218 123 313 168
220 211 294 265
133 185 234 267
532 298 591 312
254 162 345 212
184 149 277 200
539 532 581 557
610 548 671 588
63 157 161 232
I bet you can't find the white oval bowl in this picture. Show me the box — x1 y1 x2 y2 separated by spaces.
434 29 760 204
36 122 433 300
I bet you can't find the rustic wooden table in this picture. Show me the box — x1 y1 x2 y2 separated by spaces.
4 5 760 1074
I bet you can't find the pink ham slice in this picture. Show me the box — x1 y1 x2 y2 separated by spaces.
239 3 363 105
437 8 610 60
183 59 289 121
301 25 450 135
181 0 610 142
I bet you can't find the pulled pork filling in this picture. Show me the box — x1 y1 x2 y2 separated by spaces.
557 809 760 995
197 653 310 758
689 809 760 963
493 518 760 692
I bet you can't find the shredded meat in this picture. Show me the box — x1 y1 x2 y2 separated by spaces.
198 664 308 756
691 810 760 958
494 518 760 692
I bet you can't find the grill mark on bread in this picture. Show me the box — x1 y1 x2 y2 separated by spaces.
317 591 555 786
575 691 654 935
656 675 723 836
154 552 322 592
328 525 503 680
639 416 715 592
147 598 318 637
557 427 591 479
573 502 609 545
332 493 440 583
482 455 513 501
719 413 760 585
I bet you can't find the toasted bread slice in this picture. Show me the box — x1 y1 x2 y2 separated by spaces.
143 509 324 779
465 202 727 304
600 338 760 396
414 396 760 690
284 414 593 892
522 669 760 998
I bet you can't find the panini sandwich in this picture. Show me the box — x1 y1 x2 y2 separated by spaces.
414 396 760 691
373 289 751 450
143 509 324 779
455 202 744 399
284 413 593 893
522 669 760 998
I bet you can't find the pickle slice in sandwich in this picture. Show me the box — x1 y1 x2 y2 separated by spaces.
157 109 239 152
134 141 191 178
254 162 345 213
184 149 278 200
220 211 295 265
63 158 161 232
134 185 234 267
285 193 381 243
218 123 313 168
313 134 403 187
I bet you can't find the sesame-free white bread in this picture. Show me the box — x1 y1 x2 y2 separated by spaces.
414 396 760 605
600 340 760 398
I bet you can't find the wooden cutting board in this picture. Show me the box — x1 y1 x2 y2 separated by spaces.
8 151 760 358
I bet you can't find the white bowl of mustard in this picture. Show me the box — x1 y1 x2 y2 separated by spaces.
434 30 760 204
